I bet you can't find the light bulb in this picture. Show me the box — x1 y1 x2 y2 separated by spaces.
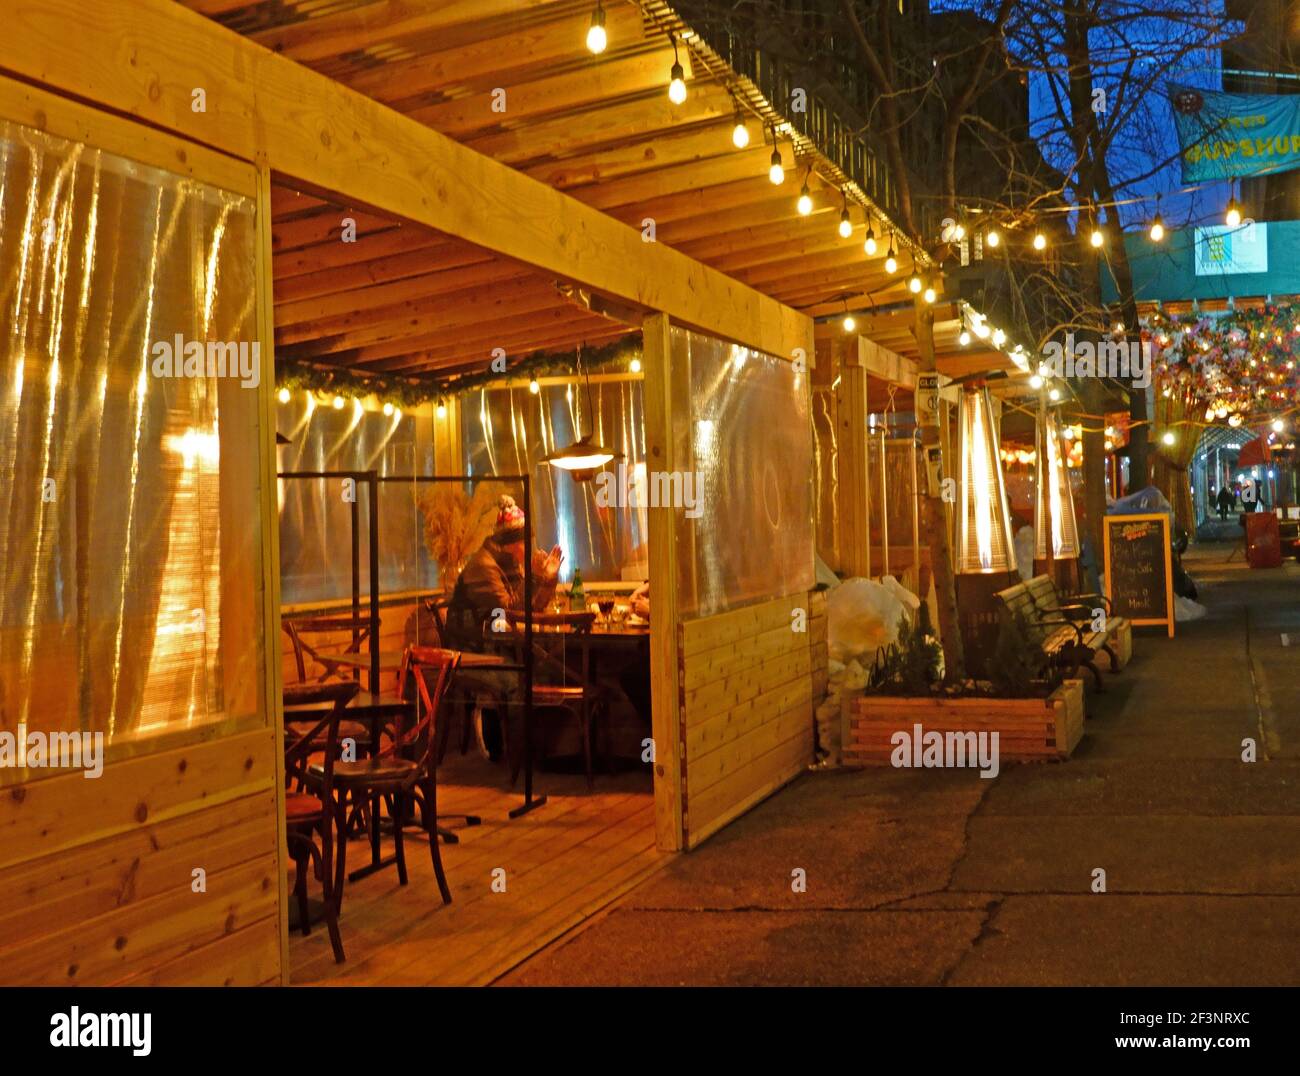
1225 199 1242 227
908 275 922 294
923 285 936 304
986 228 1000 248
1030 374 1044 389
668 63 687 104
1272 418 1285 432
884 251 897 274
1149 216 1165 242
974 321 990 339
629 357 642 374
1161 431 1176 445
382 401 394 416
529 378 540 395
843 314 856 332
1049 388 1061 401
436 401 447 418
586 5 607 54
863 230 877 256
992 328 1006 346
732 119 749 148
277 387 291 404
332 394 345 410
959 330 971 346
953 222 966 241
797 184 813 215
838 209 852 238
1033 232 1047 250
1090 227 1104 247
769 149 784 185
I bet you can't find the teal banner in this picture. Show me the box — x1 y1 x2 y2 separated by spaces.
1168 83 1300 181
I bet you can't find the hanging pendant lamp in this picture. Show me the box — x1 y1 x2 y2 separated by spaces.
543 347 624 481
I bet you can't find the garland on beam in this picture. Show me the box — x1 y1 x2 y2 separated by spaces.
276 336 644 407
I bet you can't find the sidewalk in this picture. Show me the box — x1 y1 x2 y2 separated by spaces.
500 545 1300 985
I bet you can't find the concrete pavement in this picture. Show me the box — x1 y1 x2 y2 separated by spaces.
500 544 1300 985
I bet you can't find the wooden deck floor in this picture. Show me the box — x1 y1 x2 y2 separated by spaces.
289 754 662 986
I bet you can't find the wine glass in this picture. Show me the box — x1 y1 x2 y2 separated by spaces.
596 595 616 627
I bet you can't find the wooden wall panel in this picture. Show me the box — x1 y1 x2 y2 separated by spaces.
0 729 280 985
679 594 814 848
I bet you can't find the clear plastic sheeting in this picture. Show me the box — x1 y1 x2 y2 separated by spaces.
0 120 263 752
669 326 814 619
462 372 648 583
277 400 438 603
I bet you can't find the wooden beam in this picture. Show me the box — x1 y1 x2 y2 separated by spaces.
1 0 809 359
642 313 684 851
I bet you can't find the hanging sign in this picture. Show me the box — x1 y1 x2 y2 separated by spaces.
1103 513 1175 638
1169 82 1300 182
917 372 940 426
1193 223 1268 276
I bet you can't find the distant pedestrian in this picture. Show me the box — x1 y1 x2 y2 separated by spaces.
1215 485 1234 520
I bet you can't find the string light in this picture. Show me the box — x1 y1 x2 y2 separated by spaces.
1162 430 1176 445
863 219 878 256
1030 373 1044 389
992 328 1006 346
908 273 922 294
529 377 541 394
985 227 1000 248
1149 195 1165 242
1225 195 1243 228
884 237 897 274
838 196 852 239
586 2 607 54
843 312 856 332
731 106 749 149
959 329 971 346
277 387 291 404
667 33 687 104
1033 232 1047 251
922 277 936 304
436 400 448 419
332 394 345 410
1090 225 1105 247
797 175 813 215
768 136 785 185
382 401 394 416
629 357 642 374
1049 387 1061 401
1273 418 1285 432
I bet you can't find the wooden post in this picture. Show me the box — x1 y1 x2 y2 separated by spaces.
835 338 872 578
255 161 291 984
915 299 965 680
642 314 683 851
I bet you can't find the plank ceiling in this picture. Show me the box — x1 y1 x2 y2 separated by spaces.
179 0 974 379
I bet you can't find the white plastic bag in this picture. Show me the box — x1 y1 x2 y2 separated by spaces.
827 577 913 664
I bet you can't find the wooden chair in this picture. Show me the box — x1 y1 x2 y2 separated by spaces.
283 679 360 964
503 609 608 790
426 595 514 763
312 646 461 906
282 615 375 683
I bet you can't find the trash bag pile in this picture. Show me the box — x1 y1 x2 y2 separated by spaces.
816 574 922 764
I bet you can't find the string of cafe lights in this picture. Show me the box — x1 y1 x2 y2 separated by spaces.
584 2 930 273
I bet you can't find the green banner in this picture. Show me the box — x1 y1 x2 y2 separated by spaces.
1168 82 1300 182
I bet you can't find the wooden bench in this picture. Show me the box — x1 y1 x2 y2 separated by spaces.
995 577 1114 691
1025 575 1131 675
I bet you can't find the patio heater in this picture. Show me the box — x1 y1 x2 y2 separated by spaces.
1034 411 1081 590
953 387 1019 677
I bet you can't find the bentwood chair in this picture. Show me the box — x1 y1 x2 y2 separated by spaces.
282 679 360 964
313 646 461 907
282 615 376 682
503 609 608 790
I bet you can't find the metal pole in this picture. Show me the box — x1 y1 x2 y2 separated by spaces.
367 472 380 695
510 471 546 817
879 427 890 577
351 487 361 658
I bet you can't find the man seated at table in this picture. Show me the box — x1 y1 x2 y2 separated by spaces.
443 495 563 758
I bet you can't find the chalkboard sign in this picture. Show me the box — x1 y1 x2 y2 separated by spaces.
1103 512 1175 637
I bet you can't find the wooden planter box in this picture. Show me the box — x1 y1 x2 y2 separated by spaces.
844 678 1086 767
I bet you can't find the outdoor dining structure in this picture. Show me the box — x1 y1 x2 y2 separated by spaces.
0 0 1114 988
